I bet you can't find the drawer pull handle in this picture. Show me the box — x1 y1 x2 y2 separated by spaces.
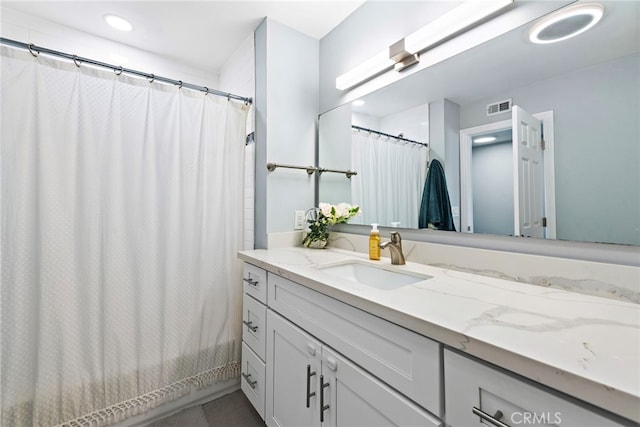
306 364 316 408
242 320 258 332
243 277 259 287
242 372 257 389
472 407 510 427
320 375 330 422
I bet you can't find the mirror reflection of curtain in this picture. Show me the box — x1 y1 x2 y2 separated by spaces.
350 130 429 228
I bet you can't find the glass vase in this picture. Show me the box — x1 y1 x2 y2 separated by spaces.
305 236 329 249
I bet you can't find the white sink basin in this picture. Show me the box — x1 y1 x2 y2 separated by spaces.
317 260 432 290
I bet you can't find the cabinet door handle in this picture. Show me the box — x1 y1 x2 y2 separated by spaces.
306 364 316 408
472 407 510 427
242 372 257 389
243 277 259 287
320 375 330 423
242 320 258 332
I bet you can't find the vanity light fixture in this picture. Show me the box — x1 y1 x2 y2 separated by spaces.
336 0 513 91
336 50 395 91
529 3 604 44
104 14 133 32
473 136 497 144
403 0 513 57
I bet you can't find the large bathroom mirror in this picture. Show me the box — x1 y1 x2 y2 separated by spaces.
318 0 639 246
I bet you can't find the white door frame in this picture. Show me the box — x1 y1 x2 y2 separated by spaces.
459 110 556 239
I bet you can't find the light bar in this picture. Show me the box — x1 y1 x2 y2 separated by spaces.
335 0 513 91
404 0 513 54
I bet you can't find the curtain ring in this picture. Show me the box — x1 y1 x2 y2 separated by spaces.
227 93 231 101
114 66 123 76
204 87 209 95
72 55 81 67
177 80 183 89
28 44 39 57
148 74 155 83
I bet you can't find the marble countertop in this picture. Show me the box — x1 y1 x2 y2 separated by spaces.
238 247 640 423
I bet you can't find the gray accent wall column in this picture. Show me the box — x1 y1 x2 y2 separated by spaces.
254 18 319 249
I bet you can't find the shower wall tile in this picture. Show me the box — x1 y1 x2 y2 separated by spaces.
220 33 256 251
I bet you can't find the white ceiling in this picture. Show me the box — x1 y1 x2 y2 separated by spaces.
2 0 365 73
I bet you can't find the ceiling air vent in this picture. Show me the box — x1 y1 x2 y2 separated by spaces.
487 99 512 116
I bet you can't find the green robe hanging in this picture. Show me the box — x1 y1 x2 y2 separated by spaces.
419 159 456 231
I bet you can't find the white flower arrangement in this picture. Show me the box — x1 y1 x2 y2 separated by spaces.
302 202 360 248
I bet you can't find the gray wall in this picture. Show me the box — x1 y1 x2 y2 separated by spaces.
255 19 319 248
472 141 514 236
461 54 640 245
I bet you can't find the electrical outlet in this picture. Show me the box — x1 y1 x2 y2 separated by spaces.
294 211 306 230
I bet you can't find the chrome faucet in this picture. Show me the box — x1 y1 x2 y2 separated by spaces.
379 231 406 265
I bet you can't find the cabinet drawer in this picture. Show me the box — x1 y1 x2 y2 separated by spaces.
242 293 266 361
243 263 267 304
268 272 442 417
444 349 626 427
241 342 265 420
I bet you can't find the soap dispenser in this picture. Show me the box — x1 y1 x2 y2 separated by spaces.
369 223 381 260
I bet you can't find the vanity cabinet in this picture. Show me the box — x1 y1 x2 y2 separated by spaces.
240 253 638 427
266 309 441 427
267 272 442 416
240 263 268 419
241 262 443 425
444 349 627 427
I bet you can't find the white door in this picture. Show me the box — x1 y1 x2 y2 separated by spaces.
512 106 545 238
266 310 321 427
321 347 442 427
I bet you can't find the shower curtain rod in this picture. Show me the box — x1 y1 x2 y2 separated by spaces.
0 37 253 104
352 125 428 147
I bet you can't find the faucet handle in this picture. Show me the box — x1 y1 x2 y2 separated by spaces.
390 231 402 243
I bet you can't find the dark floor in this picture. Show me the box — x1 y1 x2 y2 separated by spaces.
147 390 265 427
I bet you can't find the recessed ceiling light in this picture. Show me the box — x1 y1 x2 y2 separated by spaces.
529 3 603 44
474 136 497 144
352 99 365 106
104 14 133 32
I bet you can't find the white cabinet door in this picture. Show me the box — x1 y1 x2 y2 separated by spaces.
321 346 442 427
266 310 322 427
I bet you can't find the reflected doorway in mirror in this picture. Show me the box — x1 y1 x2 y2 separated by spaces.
459 109 556 239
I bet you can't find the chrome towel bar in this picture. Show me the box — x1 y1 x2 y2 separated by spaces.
266 162 356 178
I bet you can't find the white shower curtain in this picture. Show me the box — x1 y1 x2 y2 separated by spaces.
0 46 249 426
351 130 429 228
